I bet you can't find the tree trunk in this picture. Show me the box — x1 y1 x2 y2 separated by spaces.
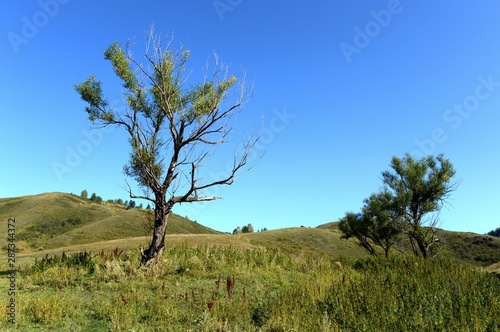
141 193 171 266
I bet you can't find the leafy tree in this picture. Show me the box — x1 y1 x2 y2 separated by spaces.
340 191 401 257
233 226 242 235
382 153 458 258
90 192 97 201
241 225 249 233
247 223 254 233
339 212 377 256
128 200 136 208
487 227 500 237
81 189 88 199
75 31 257 266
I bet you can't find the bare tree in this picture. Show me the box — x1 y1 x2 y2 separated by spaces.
75 30 258 266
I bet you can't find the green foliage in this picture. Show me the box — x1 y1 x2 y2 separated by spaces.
80 189 88 199
29 251 95 274
74 75 111 122
382 154 457 219
340 154 458 259
339 191 400 257
487 227 500 237
340 212 377 256
17 218 83 247
382 153 458 257
5 247 500 331
103 42 138 90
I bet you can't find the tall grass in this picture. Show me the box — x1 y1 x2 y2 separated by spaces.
1 246 499 331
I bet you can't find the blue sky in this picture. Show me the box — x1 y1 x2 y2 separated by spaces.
1 1 500 234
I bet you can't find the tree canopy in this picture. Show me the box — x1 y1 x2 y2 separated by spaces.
75 30 257 266
340 153 459 258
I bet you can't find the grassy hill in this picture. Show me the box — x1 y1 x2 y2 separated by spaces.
1 192 499 268
317 221 500 267
0 192 218 256
1 193 500 330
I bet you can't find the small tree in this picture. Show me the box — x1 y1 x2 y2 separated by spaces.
90 192 97 201
339 212 377 256
233 226 242 235
81 189 88 199
382 153 459 258
75 30 257 266
339 191 401 258
360 191 401 257
246 223 254 233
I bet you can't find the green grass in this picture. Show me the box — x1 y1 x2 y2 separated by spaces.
1 246 499 331
1 192 500 330
0 192 218 254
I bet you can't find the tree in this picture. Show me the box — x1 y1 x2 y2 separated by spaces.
233 226 242 235
75 31 257 266
361 191 401 257
340 190 400 257
90 192 97 201
339 212 377 256
339 191 400 257
487 227 500 237
81 189 88 199
246 223 254 233
128 200 136 209
382 153 459 258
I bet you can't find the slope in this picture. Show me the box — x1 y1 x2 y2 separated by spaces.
0 192 218 253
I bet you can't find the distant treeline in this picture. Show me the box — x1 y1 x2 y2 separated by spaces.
487 227 500 237
80 189 150 210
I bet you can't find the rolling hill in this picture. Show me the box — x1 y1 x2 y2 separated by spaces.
1 192 499 268
0 192 218 255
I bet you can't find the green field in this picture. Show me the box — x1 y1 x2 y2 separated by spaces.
1 193 500 331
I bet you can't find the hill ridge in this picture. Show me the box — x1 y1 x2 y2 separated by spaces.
0 192 219 253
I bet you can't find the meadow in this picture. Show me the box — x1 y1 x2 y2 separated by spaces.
1 245 500 331
1 193 500 331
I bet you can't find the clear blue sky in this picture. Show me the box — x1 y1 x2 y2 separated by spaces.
1 1 500 234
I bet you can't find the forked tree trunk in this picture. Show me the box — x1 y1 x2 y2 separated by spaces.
141 193 172 266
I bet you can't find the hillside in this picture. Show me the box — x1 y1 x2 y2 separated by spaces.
1 193 499 268
317 221 500 267
0 192 218 254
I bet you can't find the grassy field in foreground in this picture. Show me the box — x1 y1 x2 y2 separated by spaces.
1 247 499 331
1 192 500 330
